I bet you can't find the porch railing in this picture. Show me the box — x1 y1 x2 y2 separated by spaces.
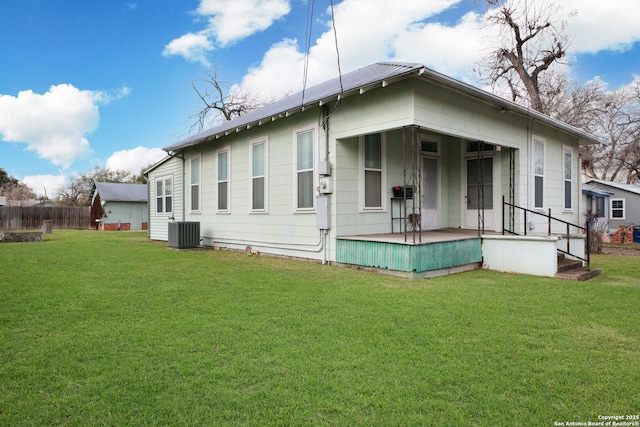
502 196 591 269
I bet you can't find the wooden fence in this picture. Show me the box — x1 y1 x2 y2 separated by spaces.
0 206 91 230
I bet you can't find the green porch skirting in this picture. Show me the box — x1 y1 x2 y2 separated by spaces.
336 238 482 273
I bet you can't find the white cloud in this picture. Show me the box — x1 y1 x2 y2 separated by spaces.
163 0 290 64
233 0 468 101
563 0 640 54
22 173 68 198
232 0 640 102
198 0 291 46
233 39 305 100
105 146 166 175
0 84 116 169
162 32 214 66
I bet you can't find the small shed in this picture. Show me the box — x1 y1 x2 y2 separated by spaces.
90 182 148 231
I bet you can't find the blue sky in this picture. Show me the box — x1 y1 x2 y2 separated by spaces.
1 0 639 197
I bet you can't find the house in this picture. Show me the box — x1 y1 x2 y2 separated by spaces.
146 62 602 279
583 179 640 234
581 183 613 233
90 182 148 231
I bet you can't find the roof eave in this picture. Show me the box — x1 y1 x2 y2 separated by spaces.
416 67 603 146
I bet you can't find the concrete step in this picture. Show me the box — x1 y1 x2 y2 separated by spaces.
555 267 602 281
557 258 583 272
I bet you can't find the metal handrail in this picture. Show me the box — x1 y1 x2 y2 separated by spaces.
502 196 591 269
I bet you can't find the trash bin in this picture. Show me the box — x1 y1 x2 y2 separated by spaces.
633 226 640 244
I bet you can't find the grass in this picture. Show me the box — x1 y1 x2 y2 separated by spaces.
1 230 639 426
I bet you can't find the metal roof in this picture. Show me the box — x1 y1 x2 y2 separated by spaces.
585 179 640 196
93 182 148 202
164 61 602 152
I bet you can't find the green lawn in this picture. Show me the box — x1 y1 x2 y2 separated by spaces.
1 230 638 426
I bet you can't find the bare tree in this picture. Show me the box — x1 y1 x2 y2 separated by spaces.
190 70 266 133
479 0 574 113
55 166 142 206
547 76 640 183
478 1 640 183
0 168 38 206
580 79 640 183
0 182 37 206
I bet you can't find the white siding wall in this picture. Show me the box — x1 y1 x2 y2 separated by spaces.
102 201 148 230
147 156 183 241
180 110 326 259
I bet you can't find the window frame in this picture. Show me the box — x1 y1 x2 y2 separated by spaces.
532 136 545 210
610 198 625 220
359 132 387 212
250 138 268 213
189 155 201 213
216 147 231 214
562 146 573 211
293 126 316 212
155 175 173 215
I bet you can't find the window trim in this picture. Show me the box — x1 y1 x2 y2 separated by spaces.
359 132 387 212
189 155 201 213
250 137 268 213
216 146 231 214
610 198 625 220
293 126 316 212
532 136 545 210
562 145 573 212
155 175 173 215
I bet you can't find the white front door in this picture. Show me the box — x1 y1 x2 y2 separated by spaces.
421 156 440 230
465 156 495 230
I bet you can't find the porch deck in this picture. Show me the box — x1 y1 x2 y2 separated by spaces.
336 228 484 278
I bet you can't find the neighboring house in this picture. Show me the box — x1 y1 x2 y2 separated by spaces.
147 62 601 278
583 179 640 233
90 182 148 231
581 183 613 232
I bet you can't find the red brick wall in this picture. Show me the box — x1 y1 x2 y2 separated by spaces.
100 223 131 231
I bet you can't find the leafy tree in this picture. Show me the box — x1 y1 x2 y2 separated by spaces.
0 168 19 187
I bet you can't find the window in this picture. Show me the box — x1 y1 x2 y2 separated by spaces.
295 129 315 210
466 141 495 152
251 140 267 212
190 156 200 212
155 176 173 214
587 195 606 218
533 137 545 209
611 199 625 219
217 148 230 212
563 147 572 210
360 133 385 210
